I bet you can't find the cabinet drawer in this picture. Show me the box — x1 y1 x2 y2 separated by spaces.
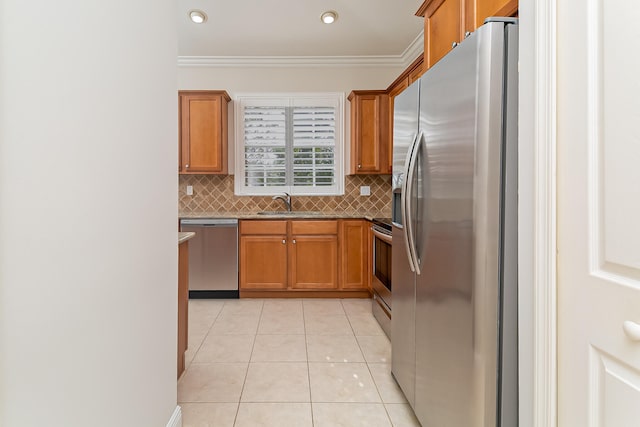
240 220 287 235
291 220 338 235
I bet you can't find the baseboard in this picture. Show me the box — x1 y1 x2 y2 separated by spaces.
189 290 239 299
166 405 182 427
240 290 371 299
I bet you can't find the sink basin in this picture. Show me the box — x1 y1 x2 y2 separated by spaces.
257 211 323 216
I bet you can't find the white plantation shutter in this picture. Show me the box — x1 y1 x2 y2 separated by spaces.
244 106 287 187
235 94 344 196
292 106 335 187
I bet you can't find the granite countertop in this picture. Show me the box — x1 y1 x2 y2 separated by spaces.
179 211 389 221
178 231 195 244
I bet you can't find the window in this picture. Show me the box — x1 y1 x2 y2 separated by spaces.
234 93 344 195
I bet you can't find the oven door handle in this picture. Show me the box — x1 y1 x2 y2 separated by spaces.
371 226 393 245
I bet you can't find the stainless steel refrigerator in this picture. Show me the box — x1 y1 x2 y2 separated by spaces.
391 19 518 427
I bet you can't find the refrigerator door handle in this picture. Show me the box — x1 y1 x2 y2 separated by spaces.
401 133 418 273
405 132 422 275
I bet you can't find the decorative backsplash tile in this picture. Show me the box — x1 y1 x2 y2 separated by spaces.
178 175 392 216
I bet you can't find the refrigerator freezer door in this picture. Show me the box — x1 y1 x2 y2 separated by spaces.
390 79 420 407
413 22 509 427
391 81 420 224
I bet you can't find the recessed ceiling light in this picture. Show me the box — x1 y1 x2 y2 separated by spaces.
189 10 207 24
321 11 338 24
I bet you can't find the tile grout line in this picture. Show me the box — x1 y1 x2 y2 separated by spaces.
182 298 402 426
178 301 227 409
302 300 315 427
232 299 264 427
343 299 394 426
181 300 226 380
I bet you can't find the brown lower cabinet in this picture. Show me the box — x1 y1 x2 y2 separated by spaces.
341 220 369 290
290 220 339 289
239 219 370 297
239 220 287 290
177 240 189 378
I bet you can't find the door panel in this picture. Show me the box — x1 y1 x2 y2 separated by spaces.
557 0 640 424
289 236 338 289
341 220 368 290
425 0 462 68
590 348 640 426
239 236 287 290
181 94 227 173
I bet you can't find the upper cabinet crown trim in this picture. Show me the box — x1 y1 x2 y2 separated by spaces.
178 90 231 102
416 0 434 16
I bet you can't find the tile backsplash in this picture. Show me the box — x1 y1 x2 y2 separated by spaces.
179 175 392 216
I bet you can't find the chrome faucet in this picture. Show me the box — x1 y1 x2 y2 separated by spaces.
272 192 292 212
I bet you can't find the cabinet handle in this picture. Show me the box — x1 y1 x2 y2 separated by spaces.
452 42 459 48
465 31 472 38
282 239 286 244
358 164 362 169
185 164 189 168
293 239 296 244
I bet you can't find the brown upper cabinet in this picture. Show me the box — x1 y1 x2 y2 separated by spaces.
386 56 425 160
407 60 425 85
419 0 463 69
465 0 518 31
347 90 391 175
178 90 230 174
388 56 424 100
416 0 518 70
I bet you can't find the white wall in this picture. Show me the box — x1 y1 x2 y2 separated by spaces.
179 64 406 174
0 1 178 426
179 65 404 93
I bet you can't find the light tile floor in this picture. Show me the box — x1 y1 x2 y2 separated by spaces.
178 298 422 427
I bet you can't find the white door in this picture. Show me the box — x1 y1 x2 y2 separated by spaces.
557 0 640 425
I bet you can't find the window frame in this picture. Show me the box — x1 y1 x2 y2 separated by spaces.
234 92 345 196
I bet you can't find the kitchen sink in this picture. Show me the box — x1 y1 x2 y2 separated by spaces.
257 211 323 216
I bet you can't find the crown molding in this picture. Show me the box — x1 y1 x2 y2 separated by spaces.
177 31 423 69
400 29 424 65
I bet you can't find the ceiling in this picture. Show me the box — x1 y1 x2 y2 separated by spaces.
178 0 425 59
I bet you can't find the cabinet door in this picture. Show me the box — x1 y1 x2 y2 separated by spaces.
340 220 369 290
349 92 390 174
179 91 229 174
239 235 287 289
467 0 518 32
424 0 463 69
289 235 338 289
408 61 425 84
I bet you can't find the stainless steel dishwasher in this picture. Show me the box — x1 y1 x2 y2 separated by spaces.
179 218 238 299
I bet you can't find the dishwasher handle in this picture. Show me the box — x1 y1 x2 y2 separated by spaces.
180 218 238 227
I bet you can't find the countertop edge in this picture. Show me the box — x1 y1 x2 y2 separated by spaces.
178 231 196 244
179 212 388 221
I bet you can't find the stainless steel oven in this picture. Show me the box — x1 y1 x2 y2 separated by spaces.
371 219 392 338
